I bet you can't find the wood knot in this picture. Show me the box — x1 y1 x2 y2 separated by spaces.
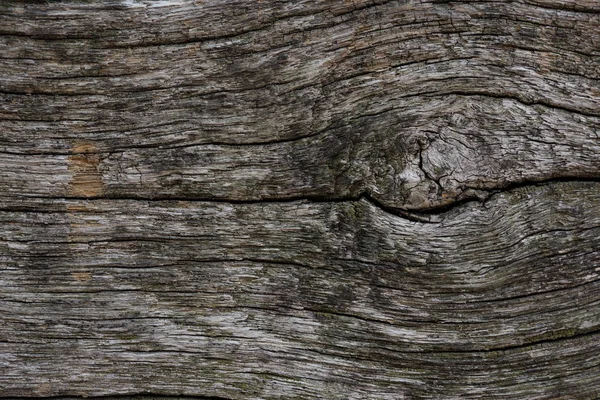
68 142 104 197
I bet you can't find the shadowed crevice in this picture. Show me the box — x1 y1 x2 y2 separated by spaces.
13 176 600 224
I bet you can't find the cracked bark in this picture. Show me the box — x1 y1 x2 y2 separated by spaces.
1 0 600 399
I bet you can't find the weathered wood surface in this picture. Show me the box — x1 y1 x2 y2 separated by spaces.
1 0 599 399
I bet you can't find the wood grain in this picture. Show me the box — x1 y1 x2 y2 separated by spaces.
1 0 599 399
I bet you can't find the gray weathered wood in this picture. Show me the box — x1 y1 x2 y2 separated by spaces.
1 0 599 399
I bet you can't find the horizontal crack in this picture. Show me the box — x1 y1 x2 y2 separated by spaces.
432 90 600 118
399 176 600 218
433 326 600 354
8 176 600 224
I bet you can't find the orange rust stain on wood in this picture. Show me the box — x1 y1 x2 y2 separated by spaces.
71 272 92 282
68 142 104 197
66 204 89 212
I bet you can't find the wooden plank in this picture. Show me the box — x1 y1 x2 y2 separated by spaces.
1 182 600 398
1 0 599 398
1 0 600 209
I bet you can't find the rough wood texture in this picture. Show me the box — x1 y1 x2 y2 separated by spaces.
1 0 599 399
